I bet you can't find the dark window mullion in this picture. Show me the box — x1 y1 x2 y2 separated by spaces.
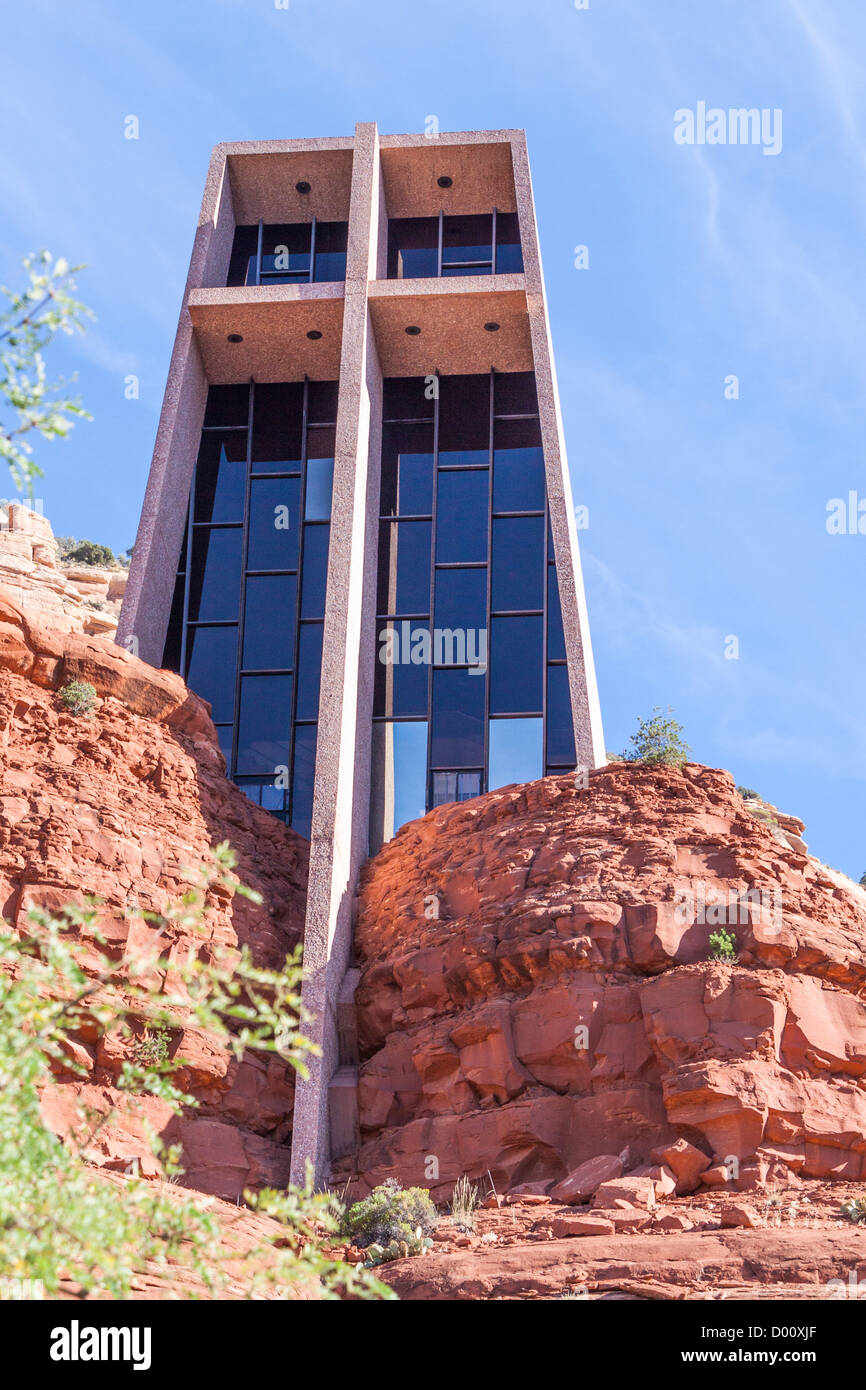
436 209 443 278
543 474 550 767
309 217 317 284
492 206 498 274
254 220 263 287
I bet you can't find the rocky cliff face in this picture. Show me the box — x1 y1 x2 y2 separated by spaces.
0 587 307 1199
344 764 866 1201
0 503 126 637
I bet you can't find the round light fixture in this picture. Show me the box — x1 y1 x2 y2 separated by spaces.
437 175 453 188
295 180 311 194
227 333 243 343
483 321 500 332
404 325 421 336
307 330 322 340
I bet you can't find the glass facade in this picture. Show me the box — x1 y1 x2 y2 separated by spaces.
163 380 335 837
227 222 348 286
386 211 523 279
370 369 576 851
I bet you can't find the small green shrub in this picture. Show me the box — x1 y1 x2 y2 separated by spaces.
361 1232 434 1267
58 537 117 568
131 1022 173 1071
736 786 758 801
621 707 691 767
840 1197 866 1225
59 679 97 716
708 927 738 963
859 872 866 888
341 1178 438 1250
450 1175 480 1232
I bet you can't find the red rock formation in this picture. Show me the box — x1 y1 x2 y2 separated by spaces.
0 587 307 1199
345 763 866 1200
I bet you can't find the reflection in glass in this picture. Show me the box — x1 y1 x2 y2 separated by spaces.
433 567 487 633
374 622 430 717
242 575 296 670
194 434 247 523
188 529 242 622
547 565 566 661
491 516 544 611
300 525 330 618
236 674 292 776
430 668 485 767
546 664 577 767
186 626 237 723
377 521 431 615
304 457 334 521
370 721 428 852
291 725 318 838
490 616 543 713
431 770 482 807
296 623 324 720
492 445 545 513
488 717 543 791
435 471 489 563
248 478 300 571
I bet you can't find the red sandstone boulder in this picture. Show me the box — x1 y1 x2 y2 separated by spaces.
592 1176 658 1211
651 1139 712 1194
548 1153 624 1204
550 1214 615 1238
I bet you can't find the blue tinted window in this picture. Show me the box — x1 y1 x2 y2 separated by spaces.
432 770 482 806
248 478 300 571
435 471 489 563
251 383 303 472
291 724 318 838
547 566 566 661
377 521 431 615
300 525 330 618
488 717 543 791
194 434 247 524
186 626 237 723
188 529 242 621
203 384 249 427
215 724 234 767
304 456 334 520
236 674 292 776
371 721 429 846
491 516 544 610
492 447 545 513
375 622 430 717
433 566 487 632
236 777 289 822
546 664 577 766
242 575 296 670
490 615 543 712
430 668 485 767
296 623 324 721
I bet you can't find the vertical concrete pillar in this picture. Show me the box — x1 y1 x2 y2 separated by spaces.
289 123 384 1186
118 149 236 665
511 134 605 771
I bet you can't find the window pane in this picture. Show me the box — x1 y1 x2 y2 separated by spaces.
296 623 324 720
430 668 485 767
383 377 435 421
547 565 566 661
251 383 303 472
235 777 289 822
186 626 237 723
226 226 259 287
494 212 523 274
387 217 439 279
494 371 538 416
300 524 330 618
442 214 492 264
377 520 431 615
307 380 339 424
194 433 247 524
242 575 296 670
488 717 543 791
236 674 292 776
380 422 434 516
433 566 487 633
491 516 544 610
435 471 489 563
432 769 482 807
162 570 185 672
304 456 334 520
188 528 242 621
313 221 348 282
438 374 490 453
248 477 300 570
546 664 577 766
215 724 234 767
203 384 249 428
291 724 318 838
490 615 543 713
492 445 545 513
375 621 430 717
261 223 310 276
370 720 429 850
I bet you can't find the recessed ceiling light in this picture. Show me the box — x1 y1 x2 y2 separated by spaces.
437 175 453 188
483 321 500 332
295 180 311 194
405 325 421 336
307 330 322 340
227 333 243 343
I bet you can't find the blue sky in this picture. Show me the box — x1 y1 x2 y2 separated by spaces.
0 0 863 876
